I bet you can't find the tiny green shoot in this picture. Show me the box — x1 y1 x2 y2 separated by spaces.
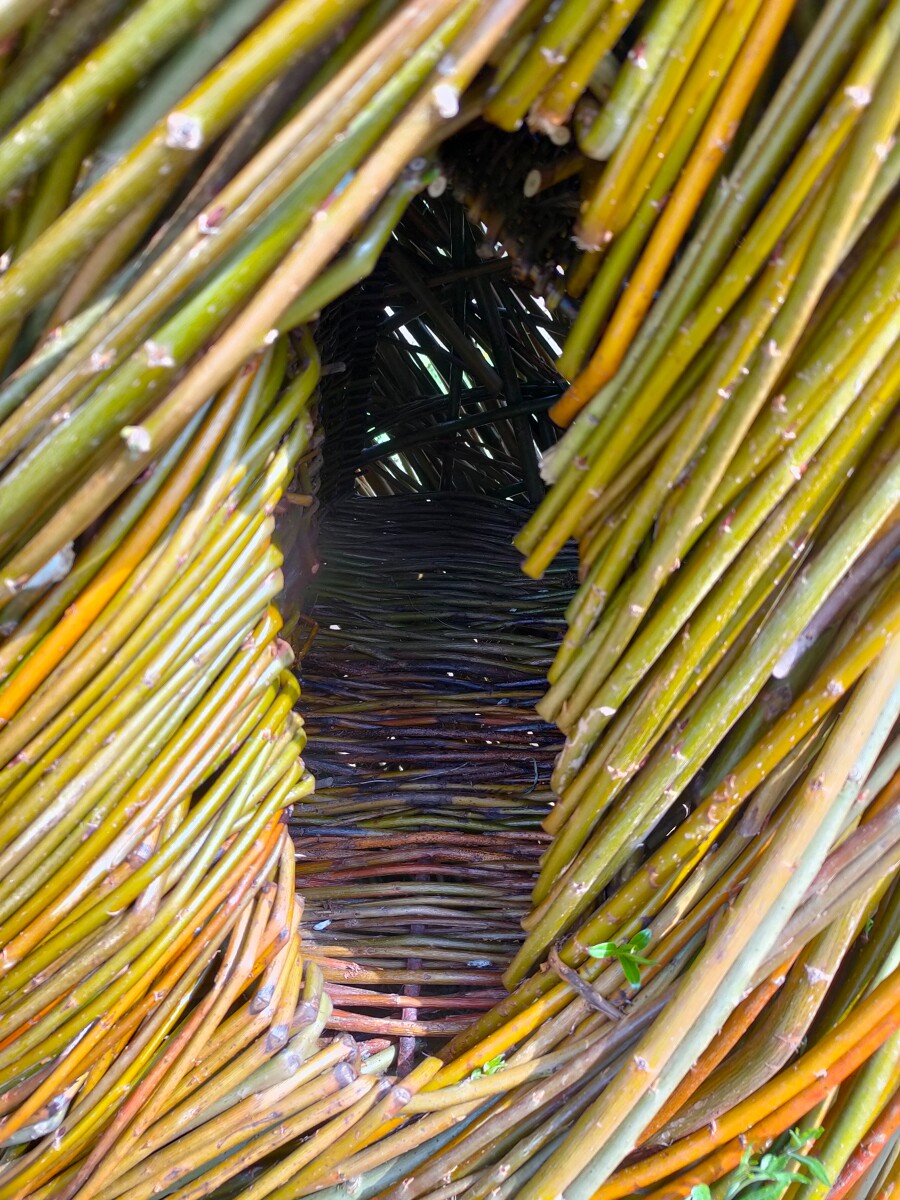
688 1127 829 1200
470 1054 505 1080
587 928 656 988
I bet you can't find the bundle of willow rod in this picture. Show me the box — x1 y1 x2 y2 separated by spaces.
0 0 547 1195
0 333 335 1199
440 0 900 414
486 3 900 1199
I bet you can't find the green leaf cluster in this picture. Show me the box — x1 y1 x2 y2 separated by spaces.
587 928 656 987
690 1128 830 1200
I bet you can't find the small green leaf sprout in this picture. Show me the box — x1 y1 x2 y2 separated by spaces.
469 1054 505 1081
688 1127 829 1200
587 928 656 988
784 1126 831 1187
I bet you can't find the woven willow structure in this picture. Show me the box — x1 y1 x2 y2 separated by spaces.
0 2 898 1199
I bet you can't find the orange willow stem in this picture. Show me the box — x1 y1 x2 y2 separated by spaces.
0 360 258 725
638 1015 900 1200
551 0 796 426
829 1084 900 1200
640 959 797 1142
588 969 900 1200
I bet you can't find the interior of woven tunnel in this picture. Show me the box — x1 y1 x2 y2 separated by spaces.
287 192 578 1065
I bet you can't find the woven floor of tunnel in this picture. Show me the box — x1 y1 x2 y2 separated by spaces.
291 493 577 1058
